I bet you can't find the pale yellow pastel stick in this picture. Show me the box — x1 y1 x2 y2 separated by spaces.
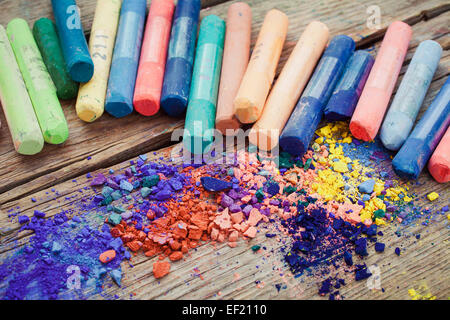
249 21 329 150
76 0 121 122
234 9 288 124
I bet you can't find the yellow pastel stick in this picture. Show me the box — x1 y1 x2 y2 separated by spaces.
76 0 121 122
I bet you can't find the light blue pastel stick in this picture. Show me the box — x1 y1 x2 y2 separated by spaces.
380 40 442 150
105 0 147 118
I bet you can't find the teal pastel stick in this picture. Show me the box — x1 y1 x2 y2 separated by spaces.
183 15 225 155
380 40 442 150
51 0 94 83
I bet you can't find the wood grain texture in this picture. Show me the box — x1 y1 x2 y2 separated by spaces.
0 0 232 27
0 0 449 300
0 0 448 205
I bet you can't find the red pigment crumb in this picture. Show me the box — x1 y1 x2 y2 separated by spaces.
169 251 183 261
153 261 171 279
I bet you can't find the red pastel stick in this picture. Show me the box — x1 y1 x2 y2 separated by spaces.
134 0 175 116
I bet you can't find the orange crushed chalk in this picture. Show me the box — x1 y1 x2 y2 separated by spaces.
248 208 263 226
169 251 183 261
231 212 244 224
153 261 171 279
99 250 116 263
229 230 239 242
244 226 257 238
214 209 232 230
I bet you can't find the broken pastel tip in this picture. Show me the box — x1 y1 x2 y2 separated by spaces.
380 111 413 150
16 136 45 155
349 119 373 142
43 122 69 145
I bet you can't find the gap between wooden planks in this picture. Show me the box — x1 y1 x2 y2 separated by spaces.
0 0 448 206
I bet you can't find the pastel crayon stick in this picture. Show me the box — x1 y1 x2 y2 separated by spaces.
76 0 121 122
249 21 329 151
215 2 252 135
234 9 288 124
7 19 69 145
32 18 78 100
183 15 225 154
51 0 94 83
380 40 442 150
134 0 175 116
0 25 44 155
392 76 450 179
160 0 201 117
350 21 412 141
279 35 355 156
105 0 147 118
428 127 450 183
323 50 374 121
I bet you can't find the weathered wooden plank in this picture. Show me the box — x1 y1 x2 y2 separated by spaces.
0 0 447 206
0 0 232 27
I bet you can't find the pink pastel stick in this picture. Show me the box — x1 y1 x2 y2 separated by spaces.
134 0 175 116
350 21 411 141
428 127 450 183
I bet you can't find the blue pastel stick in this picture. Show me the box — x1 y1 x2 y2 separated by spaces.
105 0 146 118
380 40 442 150
279 35 355 156
160 0 201 117
324 50 374 120
51 0 94 83
392 76 450 179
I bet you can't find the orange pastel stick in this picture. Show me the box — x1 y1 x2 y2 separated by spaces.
233 9 288 124
249 21 329 150
216 2 252 135
134 0 175 116
350 21 411 141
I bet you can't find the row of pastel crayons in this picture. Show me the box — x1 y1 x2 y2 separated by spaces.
228 10 449 184
0 1 448 183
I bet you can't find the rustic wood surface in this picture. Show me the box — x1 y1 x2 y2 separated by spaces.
0 0 449 300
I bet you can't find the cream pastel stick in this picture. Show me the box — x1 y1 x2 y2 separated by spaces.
350 21 412 141
215 2 252 135
76 0 122 122
0 25 44 155
233 9 288 124
249 21 329 151
428 127 450 183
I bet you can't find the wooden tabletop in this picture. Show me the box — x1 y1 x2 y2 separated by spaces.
0 0 448 300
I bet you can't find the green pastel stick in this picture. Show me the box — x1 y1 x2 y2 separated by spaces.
183 15 225 154
33 18 78 100
0 25 44 155
7 18 69 144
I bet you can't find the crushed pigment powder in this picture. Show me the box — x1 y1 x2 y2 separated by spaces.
0 122 447 299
